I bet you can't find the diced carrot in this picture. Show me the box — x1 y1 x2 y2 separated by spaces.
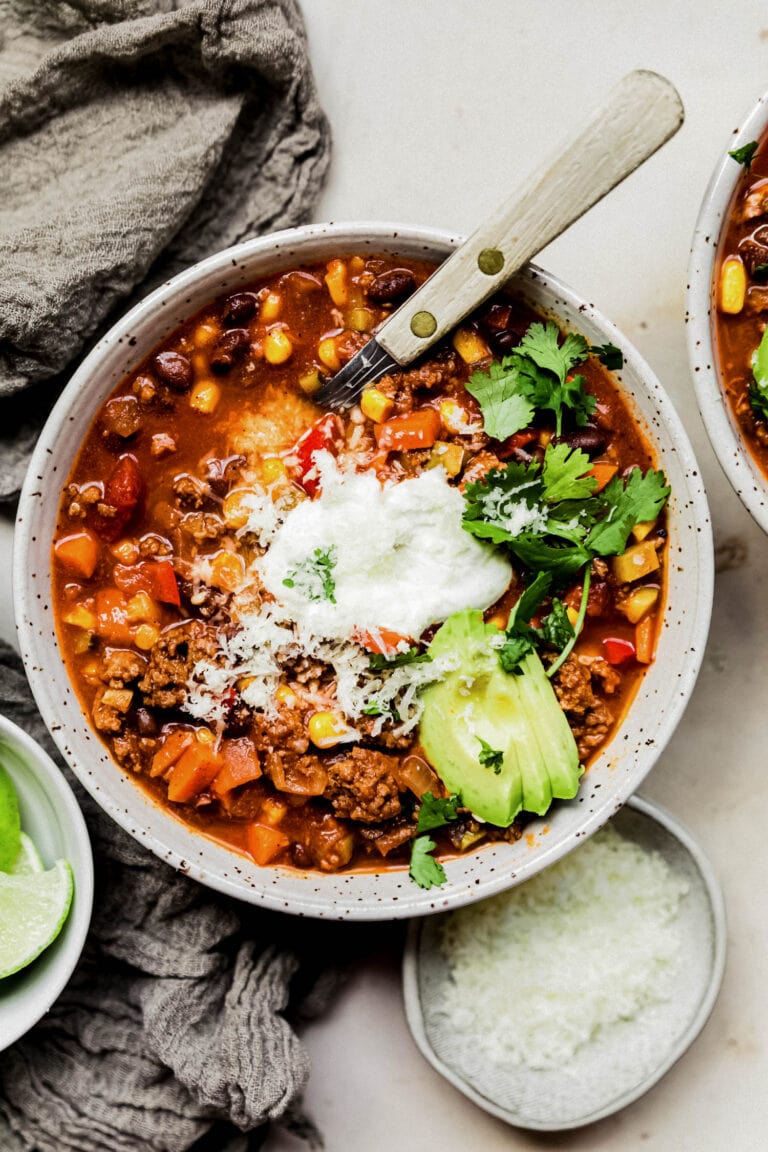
151 729 195 777
355 628 412 656
54 531 99 579
588 462 619 492
635 616 655 664
95 587 132 644
374 409 441 452
211 738 262 796
246 822 290 866
166 741 221 803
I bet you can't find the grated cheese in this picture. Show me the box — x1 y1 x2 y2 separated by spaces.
439 825 689 1071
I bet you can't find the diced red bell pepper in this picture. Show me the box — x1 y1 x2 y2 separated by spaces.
355 627 412 656
374 409 441 452
603 636 636 666
113 560 181 607
288 414 344 496
93 455 144 540
497 429 537 459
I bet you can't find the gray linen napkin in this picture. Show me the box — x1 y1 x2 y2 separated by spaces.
0 639 341 1151
0 0 331 500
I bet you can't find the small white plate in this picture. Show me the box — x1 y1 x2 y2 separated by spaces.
403 794 726 1131
0 713 94 1052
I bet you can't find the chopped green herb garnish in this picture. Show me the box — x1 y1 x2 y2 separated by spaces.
409 835 447 889
368 646 431 671
584 468 669 556
477 738 504 775
750 327 768 420
729 140 759 171
537 598 575 650
464 361 535 440
416 791 461 833
362 700 402 722
283 546 337 603
591 342 624 370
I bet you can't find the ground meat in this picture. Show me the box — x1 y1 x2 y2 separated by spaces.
251 705 309 755
552 655 617 760
180 511 225 543
586 656 621 695
138 533 173 559
101 648 147 687
173 473 209 509
358 816 415 856
355 715 414 750
92 688 128 733
138 621 219 710
325 746 403 824
112 730 155 773
377 353 461 415
264 751 327 795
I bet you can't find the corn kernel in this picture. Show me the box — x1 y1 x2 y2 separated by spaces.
298 369 323 395
194 320 221 347
126 591 159 623
63 605 97 631
264 328 293 365
487 611 509 631
196 727 216 745
262 457 287 486
452 327 490 364
308 710 352 749
260 292 282 322
566 605 580 628
189 380 221 414
361 387 395 424
539 429 553 448
111 539 139 565
325 259 348 306
221 488 253 530
720 256 747 314
135 623 160 650
210 551 246 592
275 684 299 708
317 336 341 372
261 797 288 826
347 307 375 332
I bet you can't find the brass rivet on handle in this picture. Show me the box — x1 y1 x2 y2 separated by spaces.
478 248 504 275
411 311 437 338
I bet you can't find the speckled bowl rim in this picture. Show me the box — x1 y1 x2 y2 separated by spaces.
402 793 727 1131
0 712 94 1051
14 222 713 920
687 90 768 534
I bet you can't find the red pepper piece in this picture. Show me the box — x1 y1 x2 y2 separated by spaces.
92 454 144 540
497 429 538 460
113 560 181 607
603 636 637 665
374 409 441 452
289 414 344 496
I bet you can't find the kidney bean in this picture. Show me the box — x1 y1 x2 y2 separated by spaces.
135 707 159 736
210 328 250 374
555 425 607 454
367 268 416 305
222 292 258 325
483 303 514 332
489 329 517 356
102 396 142 439
154 352 192 392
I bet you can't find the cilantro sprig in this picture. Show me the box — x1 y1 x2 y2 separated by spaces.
466 321 596 440
477 738 504 775
368 646 431 671
409 792 462 889
283 546 337 603
729 140 759 172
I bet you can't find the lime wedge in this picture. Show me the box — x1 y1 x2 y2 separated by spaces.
8 832 44 876
0 859 74 978
0 764 21 872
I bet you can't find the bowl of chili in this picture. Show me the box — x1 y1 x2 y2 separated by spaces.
688 89 768 532
15 223 713 919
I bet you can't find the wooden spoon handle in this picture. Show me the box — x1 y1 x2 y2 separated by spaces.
376 70 684 365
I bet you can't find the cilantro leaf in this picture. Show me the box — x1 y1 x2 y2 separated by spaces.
508 535 594 578
591 342 624 370
368 646 431 671
496 571 551 673
729 140 759 171
541 443 597 503
465 361 535 440
462 461 545 544
497 633 535 674
508 571 553 627
586 468 670 556
750 380 768 422
477 737 504 774
283 547 337 603
536 598 575 650
750 326 768 421
517 322 588 382
416 791 461 833
409 835 447 889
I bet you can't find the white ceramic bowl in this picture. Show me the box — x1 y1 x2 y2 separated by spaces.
15 223 713 920
688 90 768 532
0 713 93 1051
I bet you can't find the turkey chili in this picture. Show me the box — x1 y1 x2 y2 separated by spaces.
52 254 669 887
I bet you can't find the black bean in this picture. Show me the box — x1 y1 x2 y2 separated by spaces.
210 328 250 374
367 268 416 305
154 351 192 392
222 292 258 325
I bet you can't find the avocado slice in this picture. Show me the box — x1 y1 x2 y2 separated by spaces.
419 609 582 825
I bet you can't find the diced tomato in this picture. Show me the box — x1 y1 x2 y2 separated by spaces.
113 560 181 607
497 429 537 459
93 455 144 540
212 738 262 796
54 530 100 579
603 636 636 666
246 822 290 866
288 414 344 496
94 587 132 644
167 741 221 803
374 409 441 452
355 628 412 656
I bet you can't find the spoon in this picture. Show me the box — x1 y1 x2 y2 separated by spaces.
314 69 684 409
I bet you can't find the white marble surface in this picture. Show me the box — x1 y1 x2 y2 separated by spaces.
4 2 768 1148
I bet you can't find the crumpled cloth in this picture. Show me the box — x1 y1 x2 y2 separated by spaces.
0 0 331 500
0 639 341 1151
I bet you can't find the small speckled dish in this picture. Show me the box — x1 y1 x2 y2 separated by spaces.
403 794 726 1130
688 89 768 532
0 713 93 1052
15 223 713 920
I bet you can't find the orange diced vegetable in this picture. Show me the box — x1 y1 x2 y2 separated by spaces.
635 616 655 664
94 587 132 644
588 462 618 493
355 628 412 656
54 531 100 579
212 738 262 796
374 409 441 452
151 729 195 777
246 822 290 865
166 741 221 803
